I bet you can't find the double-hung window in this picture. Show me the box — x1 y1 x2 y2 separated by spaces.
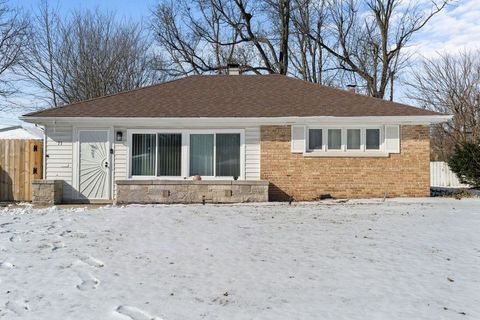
130 131 242 178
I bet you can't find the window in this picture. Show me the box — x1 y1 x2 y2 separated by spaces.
308 129 323 150
306 126 384 155
190 134 214 176
132 134 156 176
347 129 361 150
328 129 342 150
190 133 241 177
130 130 243 179
157 134 182 176
216 134 240 177
366 129 380 150
131 133 182 176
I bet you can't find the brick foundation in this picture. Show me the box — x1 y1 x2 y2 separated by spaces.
116 180 269 204
32 180 63 205
260 125 430 200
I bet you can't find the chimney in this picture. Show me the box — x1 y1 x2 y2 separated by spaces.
346 84 357 94
227 63 240 75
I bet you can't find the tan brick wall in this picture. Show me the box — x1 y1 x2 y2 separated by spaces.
260 125 430 200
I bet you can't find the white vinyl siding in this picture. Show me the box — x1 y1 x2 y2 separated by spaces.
114 129 128 196
245 127 260 180
45 126 74 200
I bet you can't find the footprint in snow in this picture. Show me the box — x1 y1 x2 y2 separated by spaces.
79 256 104 268
5 300 30 316
76 272 100 291
52 240 65 251
9 234 21 242
115 305 162 320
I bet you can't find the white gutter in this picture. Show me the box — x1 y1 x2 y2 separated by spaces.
20 115 452 127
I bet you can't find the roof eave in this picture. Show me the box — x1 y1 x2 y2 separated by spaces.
20 115 452 127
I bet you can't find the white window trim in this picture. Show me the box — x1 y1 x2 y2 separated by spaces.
305 125 386 157
126 129 245 180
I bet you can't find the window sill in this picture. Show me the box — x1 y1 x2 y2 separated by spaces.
303 151 389 158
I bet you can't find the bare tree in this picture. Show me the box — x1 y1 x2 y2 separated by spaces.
151 0 292 76
21 3 161 106
152 0 447 100
289 0 343 85
0 0 28 99
303 0 448 99
408 50 480 160
20 0 61 107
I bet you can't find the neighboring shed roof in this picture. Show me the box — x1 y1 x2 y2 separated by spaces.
0 125 43 140
23 74 440 118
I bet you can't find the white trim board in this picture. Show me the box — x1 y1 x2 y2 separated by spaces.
22 115 452 127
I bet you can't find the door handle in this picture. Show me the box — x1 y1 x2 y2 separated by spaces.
104 161 108 168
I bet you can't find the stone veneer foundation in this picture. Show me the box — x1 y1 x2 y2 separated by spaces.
32 180 64 205
260 125 430 201
116 180 269 204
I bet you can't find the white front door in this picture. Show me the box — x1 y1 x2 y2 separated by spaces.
78 130 110 200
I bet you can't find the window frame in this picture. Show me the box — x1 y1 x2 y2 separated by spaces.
326 128 343 152
127 129 245 180
305 125 384 156
365 128 381 151
346 128 362 151
307 128 324 151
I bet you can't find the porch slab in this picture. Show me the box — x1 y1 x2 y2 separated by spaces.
115 180 269 204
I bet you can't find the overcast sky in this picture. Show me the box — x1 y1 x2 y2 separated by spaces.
1 0 479 126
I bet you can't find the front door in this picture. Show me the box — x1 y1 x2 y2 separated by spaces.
78 130 110 200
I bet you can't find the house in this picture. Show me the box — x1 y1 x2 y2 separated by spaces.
21 70 450 203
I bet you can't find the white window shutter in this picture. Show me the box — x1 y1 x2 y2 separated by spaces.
291 125 305 153
385 125 400 153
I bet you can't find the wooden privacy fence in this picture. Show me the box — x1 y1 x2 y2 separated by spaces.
0 139 43 201
430 161 469 188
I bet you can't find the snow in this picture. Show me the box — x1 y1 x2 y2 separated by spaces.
0 198 479 320
0 125 43 140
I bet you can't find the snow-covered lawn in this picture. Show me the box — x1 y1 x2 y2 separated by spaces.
0 198 479 320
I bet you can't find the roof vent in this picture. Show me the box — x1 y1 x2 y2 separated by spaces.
227 63 240 75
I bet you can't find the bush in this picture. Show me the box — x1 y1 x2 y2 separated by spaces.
448 142 480 188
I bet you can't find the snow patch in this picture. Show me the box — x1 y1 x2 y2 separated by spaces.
78 255 105 268
0 199 478 319
115 305 162 320
0 261 14 269
5 300 30 316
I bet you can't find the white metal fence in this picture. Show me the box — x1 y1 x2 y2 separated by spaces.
430 161 469 188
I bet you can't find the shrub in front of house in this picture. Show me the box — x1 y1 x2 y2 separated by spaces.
448 142 480 188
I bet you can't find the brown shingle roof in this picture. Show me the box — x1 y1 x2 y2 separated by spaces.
23 75 440 118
